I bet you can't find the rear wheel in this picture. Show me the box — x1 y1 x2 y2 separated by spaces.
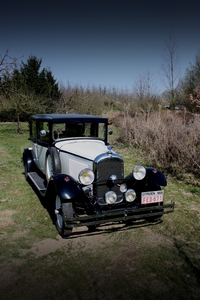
24 160 29 180
23 150 35 181
54 195 73 238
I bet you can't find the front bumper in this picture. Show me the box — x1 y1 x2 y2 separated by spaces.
63 202 175 229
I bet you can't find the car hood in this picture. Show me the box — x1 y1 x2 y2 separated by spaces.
55 139 109 160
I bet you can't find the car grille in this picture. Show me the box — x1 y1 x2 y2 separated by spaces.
95 157 124 205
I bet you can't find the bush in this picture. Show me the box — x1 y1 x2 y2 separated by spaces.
114 110 200 180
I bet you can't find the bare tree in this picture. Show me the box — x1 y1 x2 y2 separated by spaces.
160 35 181 109
133 72 160 114
0 50 20 78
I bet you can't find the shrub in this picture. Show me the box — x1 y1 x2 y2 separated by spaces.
114 110 200 180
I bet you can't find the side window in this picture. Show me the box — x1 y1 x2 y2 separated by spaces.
84 123 105 138
38 122 50 144
84 123 91 136
98 123 106 139
30 121 37 142
84 123 98 137
53 123 66 139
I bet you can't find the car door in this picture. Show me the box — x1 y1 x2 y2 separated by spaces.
36 121 50 174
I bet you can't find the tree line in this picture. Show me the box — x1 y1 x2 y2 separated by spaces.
0 49 200 179
0 47 200 126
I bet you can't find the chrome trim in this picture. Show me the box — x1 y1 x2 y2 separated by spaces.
93 152 123 177
94 152 123 165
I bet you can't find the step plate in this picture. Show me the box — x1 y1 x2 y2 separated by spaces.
28 172 46 192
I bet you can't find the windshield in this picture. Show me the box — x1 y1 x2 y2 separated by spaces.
52 122 106 140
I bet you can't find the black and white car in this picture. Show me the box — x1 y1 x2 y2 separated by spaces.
22 114 174 237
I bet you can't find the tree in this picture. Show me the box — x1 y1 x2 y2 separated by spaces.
19 56 61 101
160 35 181 109
189 87 200 111
0 55 62 130
180 51 200 112
184 52 200 93
0 50 19 79
133 72 160 114
1 56 62 112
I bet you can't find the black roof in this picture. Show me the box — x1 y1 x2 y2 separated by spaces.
30 114 108 123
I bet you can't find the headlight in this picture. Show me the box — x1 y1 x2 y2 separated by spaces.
133 165 146 180
78 168 94 185
125 189 136 202
120 183 127 193
105 191 117 204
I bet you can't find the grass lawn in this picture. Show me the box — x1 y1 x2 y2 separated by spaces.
0 122 200 300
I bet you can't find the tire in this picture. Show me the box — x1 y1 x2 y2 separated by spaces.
23 150 34 181
46 147 61 181
24 160 29 180
54 195 73 238
87 225 96 232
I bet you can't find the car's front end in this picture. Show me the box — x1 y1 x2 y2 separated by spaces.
52 142 174 230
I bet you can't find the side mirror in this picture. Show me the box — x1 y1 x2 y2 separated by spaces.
40 129 46 137
108 129 113 135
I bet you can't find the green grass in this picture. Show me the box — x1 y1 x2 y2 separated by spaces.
0 122 200 300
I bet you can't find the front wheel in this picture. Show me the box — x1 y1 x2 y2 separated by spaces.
54 195 73 238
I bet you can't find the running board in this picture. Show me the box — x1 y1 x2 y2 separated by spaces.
28 172 46 193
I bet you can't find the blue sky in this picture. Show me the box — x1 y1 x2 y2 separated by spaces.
1 0 200 93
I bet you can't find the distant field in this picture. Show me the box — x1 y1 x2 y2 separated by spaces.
0 122 200 300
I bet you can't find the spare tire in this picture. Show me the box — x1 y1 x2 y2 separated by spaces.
46 147 61 181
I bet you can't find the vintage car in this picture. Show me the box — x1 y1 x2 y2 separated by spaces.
22 114 174 237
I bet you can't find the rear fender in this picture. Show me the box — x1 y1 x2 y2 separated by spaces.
46 174 84 202
22 148 34 172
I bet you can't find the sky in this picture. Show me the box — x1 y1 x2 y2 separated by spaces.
1 0 200 93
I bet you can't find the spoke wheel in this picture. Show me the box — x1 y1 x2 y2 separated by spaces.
55 195 73 238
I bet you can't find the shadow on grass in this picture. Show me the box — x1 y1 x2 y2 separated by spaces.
64 218 163 240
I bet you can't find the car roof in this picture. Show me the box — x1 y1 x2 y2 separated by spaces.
30 114 108 123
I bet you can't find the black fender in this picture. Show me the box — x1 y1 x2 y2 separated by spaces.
22 148 35 173
46 173 85 202
125 167 167 187
145 167 167 186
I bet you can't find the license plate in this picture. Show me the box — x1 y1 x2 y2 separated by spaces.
141 190 164 204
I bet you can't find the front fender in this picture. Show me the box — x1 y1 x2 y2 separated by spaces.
145 167 167 186
125 167 167 187
47 174 84 202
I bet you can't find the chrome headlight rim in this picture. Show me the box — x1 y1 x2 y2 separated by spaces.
132 165 146 180
125 189 136 202
105 190 117 204
78 168 94 185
